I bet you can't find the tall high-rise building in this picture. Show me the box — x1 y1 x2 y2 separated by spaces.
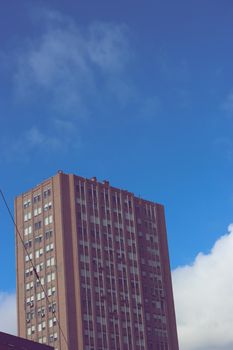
15 171 179 350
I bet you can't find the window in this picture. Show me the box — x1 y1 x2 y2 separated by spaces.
27 325 35 336
46 243 54 252
36 277 44 286
45 215 53 226
45 230 53 239
38 336 47 343
26 295 34 306
33 194 41 203
47 272 56 283
23 199 31 209
48 302 56 313
38 321 46 331
25 253 33 262
44 188 51 198
49 334 54 343
34 207 42 216
26 311 34 321
48 286 56 296
37 307 46 317
25 267 33 278
36 262 44 272
44 202 52 211
24 226 32 236
35 248 44 258
24 212 32 222
24 240 32 248
26 281 33 291
34 221 42 230
49 317 57 327
35 235 43 244
47 257 55 267
37 291 45 301
24 225 32 236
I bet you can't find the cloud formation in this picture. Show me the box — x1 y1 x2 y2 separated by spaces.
2 10 134 158
172 224 233 350
15 14 130 117
0 292 17 335
1 123 79 163
0 9 160 160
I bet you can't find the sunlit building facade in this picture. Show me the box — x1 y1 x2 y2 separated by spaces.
15 171 179 350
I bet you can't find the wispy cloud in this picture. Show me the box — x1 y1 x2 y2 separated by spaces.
14 15 130 117
1 121 82 163
172 224 233 350
0 292 16 335
1 10 133 159
1 8 161 160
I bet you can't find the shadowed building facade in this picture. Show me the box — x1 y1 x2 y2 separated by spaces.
15 171 179 350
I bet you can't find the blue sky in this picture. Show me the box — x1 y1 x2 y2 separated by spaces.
1 1 233 348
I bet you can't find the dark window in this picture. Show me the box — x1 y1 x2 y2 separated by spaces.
34 221 42 230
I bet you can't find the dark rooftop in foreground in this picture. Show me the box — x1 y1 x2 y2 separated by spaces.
0 331 53 350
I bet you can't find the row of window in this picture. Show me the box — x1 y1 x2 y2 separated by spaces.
24 216 53 233
27 327 57 342
25 202 52 216
76 188 134 206
24 231 53 249
25 244 54 262
24 188 156 219
26 302 56 321
23 189 52 208
26 286 56 305
38 317 57 331
25 258 55 277
24 214 53 227
26 273 55 291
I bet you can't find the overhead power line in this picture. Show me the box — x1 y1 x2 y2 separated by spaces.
0 189 69 350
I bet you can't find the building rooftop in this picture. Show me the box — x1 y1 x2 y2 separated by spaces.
0 332 53 350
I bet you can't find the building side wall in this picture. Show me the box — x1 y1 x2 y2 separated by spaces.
68 174 84 350
52 175 69 350
15 195 25 339
156 205 179 350
54 173 79 350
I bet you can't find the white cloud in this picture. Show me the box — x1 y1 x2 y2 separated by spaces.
87 22 129 71
172 224 233 350
1 121 82 162
0 9 161 160
2 10 134 159
0 292 17 335
14 14 131 117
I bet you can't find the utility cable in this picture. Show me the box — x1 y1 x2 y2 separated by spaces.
0 189 69 350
